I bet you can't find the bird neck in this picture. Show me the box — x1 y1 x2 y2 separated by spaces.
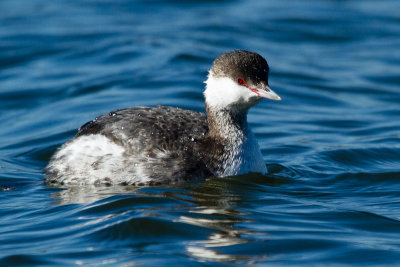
205 103 249 141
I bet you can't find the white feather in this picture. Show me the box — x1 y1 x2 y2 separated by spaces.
219 130 267 176
203 73 259 110
47 134 154 185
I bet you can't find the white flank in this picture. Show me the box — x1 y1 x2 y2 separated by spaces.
47 134 173 185
47 135 125 184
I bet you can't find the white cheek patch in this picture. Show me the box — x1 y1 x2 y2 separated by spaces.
203 74 258 109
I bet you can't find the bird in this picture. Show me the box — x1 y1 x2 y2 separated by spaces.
45 50 281 186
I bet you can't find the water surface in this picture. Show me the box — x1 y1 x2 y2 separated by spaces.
1 0 400 265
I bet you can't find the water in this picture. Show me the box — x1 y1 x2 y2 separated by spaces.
1 0 400 265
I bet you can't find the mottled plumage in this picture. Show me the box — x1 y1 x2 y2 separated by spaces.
46 106 213 185
45 50 281 186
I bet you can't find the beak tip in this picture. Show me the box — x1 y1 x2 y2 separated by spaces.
262 86 282 101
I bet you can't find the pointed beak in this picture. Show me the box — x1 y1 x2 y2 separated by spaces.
255 85 281 101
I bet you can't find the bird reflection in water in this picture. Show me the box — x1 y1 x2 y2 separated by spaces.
48 173 276 264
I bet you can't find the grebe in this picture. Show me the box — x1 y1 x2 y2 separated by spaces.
45 50 281 185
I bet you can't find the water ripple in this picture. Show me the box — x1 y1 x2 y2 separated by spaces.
1 0 400 265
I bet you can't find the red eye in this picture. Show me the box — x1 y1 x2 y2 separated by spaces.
238 78 245 85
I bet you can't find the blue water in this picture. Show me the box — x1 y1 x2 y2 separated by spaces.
1 0 400 265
